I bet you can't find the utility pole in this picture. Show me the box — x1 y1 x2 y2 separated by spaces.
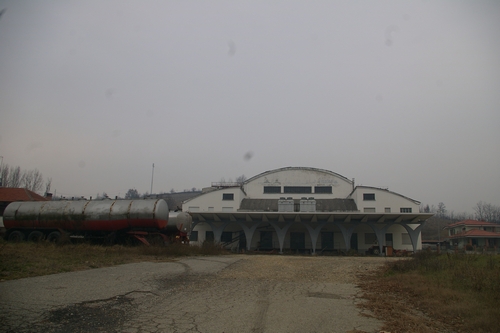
0 156 3 187
150 163 155 195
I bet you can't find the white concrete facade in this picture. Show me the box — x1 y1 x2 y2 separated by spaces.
350 186 421 214
183 167 432 255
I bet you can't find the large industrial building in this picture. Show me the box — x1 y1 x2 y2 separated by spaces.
183 167 432 254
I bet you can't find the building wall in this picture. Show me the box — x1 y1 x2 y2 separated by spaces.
243 168 353 199
185 187 245 212
184 167 426 253
350 187 420 214
189 221 419 252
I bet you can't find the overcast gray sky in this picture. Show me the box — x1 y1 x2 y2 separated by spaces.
0 1 499 213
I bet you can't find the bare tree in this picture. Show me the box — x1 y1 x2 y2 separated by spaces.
0 162 49 194
235 174 247 184
475 201 487 221
19 169 44 192
125 188 140 199
21 170 34 190
10 166 22 188
32 169 44 192
436 202 447 218
474 201 500 223
0 164 8 187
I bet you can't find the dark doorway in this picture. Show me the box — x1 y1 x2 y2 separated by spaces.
290 232 305 251
321 232 334 251
259 231 273 250
239 231 246 250
205 231 214 243
350 233 358 250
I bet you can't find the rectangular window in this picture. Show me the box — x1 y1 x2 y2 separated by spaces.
222 193 234 201
264 186 281 194
314 186 332 194
385 207 391 213
402 233 411 245
363 193 375 201
208 207 214 212
365 233 377 245
188 206 199 212
400 208 412 213
364 207 376 213
221 232 232 243
284 186 312 194
385 233 393 246
189 231 198 241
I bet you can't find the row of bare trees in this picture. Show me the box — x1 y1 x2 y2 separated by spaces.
474 201 500 223
421 201 500 223
0 164 51 194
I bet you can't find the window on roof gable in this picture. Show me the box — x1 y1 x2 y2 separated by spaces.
363 193 375 201
314 186 332 193
222 193 234 200
284 186 311 194
264 186 281 193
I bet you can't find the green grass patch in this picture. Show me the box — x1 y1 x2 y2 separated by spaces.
0 239 229 281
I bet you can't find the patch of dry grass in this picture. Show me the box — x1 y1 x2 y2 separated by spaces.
358 251 500 333
0 239 228 281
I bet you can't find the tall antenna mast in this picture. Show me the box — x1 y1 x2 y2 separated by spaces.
150 163 155 195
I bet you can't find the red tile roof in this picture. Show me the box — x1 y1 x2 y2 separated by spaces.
448 229 500 239
0 188 48 202
445 219 498 228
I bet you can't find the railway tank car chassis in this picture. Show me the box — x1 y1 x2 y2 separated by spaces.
3 199 191 245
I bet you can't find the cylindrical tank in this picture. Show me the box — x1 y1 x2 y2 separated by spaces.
3 199 169 232
167 211 192 234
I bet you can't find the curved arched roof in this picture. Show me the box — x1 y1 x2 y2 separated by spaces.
244 167 353 185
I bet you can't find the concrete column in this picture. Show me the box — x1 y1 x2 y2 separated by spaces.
303 223 327 254
401 223 424 253
336 222 358 252
236 221 261 251
269 222 293 254
366 222 391 255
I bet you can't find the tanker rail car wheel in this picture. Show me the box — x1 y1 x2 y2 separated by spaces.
8 231 25 242
46 231 61 243
27 230 45 242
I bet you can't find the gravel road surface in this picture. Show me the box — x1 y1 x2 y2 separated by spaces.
0 255 392 333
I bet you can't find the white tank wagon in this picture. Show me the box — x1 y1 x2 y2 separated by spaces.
3 199 191 245
167 211 192 234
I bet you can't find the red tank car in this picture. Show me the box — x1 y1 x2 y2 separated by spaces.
3 199 189 245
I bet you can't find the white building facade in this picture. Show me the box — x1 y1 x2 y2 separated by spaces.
183 167 432 254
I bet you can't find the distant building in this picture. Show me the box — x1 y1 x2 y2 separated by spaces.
445 219 500 249
183 167 432 254
0 188 48 229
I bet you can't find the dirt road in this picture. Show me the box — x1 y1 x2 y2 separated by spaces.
0 255 394 333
